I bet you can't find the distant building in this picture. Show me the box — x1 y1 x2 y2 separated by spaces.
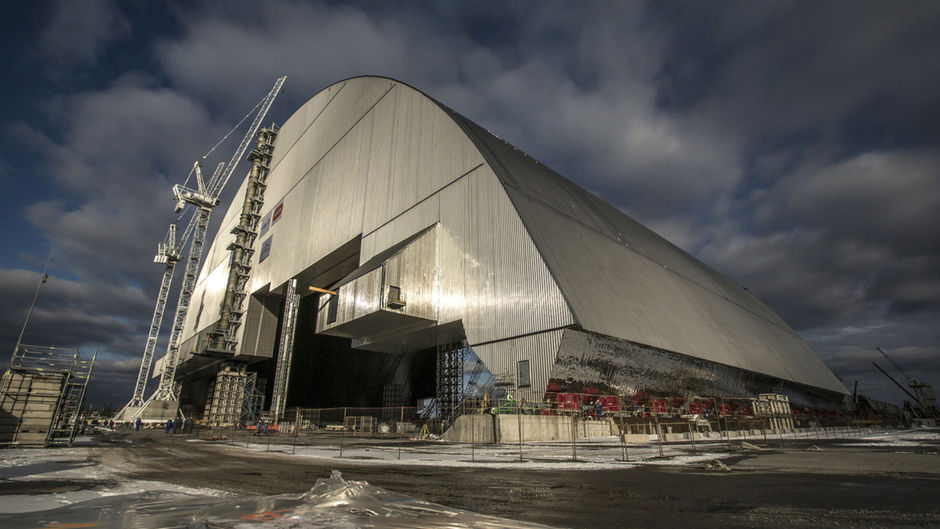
165 76 848 421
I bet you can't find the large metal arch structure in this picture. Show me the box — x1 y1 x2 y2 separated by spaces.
166 76 847 417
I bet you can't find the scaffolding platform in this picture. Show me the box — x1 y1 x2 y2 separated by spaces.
0 344 96 447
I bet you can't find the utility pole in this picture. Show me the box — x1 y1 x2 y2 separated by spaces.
11 251 53 363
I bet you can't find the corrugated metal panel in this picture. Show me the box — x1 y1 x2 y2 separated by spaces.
181 258 229 338
448 112 790 330
251 94 385 294
316 226 442 340
265 79 395 203
338 267 382 327
244 77 565 352
360 196 440 263
472 329 565 396
437 166 574 346
503 187 846 394
360 86 485 236
268 81 346 171
444 111 847 395
384 225 439 321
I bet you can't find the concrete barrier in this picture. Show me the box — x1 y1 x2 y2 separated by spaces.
442 414 495 443
443 414 617 444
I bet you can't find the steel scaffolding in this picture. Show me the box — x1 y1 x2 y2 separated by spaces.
0 344 96 447
204 364 264 426
269 278 299 422
435 342 466 423
210 127 279 352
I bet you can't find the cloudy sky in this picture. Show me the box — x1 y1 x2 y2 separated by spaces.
1 1 937 409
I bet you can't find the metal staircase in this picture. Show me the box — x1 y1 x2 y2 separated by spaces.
0 345 96 447
47 349 97 446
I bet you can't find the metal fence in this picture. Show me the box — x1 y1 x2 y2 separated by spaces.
183 393 903 462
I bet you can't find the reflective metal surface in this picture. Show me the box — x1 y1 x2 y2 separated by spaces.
180 76 845 401
449 112 847 395
551 329 847 409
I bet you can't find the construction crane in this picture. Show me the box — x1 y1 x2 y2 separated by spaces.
874 346 937 418
114 225 179 420
128 76 286 418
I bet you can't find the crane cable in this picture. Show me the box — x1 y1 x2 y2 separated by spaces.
175 93 267 238
200 96 265 161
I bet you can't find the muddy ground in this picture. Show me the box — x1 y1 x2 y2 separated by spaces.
79 429 940 528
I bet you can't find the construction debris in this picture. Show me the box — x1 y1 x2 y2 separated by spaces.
705 459 732 471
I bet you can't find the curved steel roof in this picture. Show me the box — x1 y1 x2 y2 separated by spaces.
436 95 847 396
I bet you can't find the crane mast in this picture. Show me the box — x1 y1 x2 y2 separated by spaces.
122 76 286 421
113 226 179 421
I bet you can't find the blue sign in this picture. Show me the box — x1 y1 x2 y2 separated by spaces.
259 235 272 263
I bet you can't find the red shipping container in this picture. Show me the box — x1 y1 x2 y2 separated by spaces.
717 404 731 416
688 402 704 414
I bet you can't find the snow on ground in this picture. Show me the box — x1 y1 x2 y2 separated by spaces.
226 427 922 470
0 439 228 514
232 435 748 470
837 428 940 448
0 427 927 517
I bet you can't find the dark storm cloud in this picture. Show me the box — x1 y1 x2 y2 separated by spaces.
12 77 224 285
2 0 937 407
0 269 150 347
753 150 940 257
40 0 131 64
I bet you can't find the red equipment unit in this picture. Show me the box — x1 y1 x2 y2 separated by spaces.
556 393 579 411
599 395 620 412
651 399 667 414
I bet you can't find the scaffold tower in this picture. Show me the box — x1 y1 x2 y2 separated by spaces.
0 345 96 447
205 364 264 426
209 126 279 352
269 278 299 422
435 342 466 423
